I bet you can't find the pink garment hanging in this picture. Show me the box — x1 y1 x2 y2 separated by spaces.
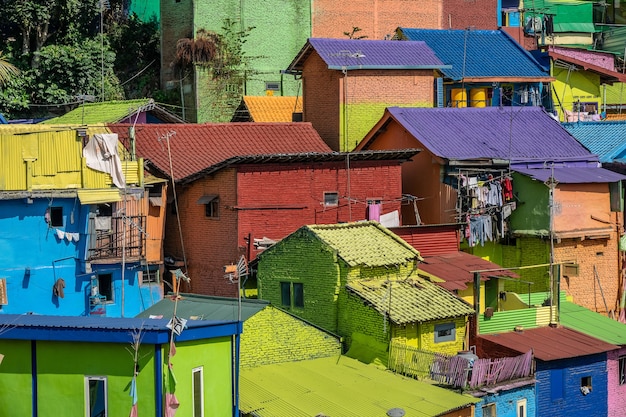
368 204 381 222
164 393 179 417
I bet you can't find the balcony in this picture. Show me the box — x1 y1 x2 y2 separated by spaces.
87 215 146 262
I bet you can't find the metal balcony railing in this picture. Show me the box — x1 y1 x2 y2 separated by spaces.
87 215 146 261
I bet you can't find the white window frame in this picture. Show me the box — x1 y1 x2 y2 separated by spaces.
192 366 204 417
84 376 108 417
516 398 527 417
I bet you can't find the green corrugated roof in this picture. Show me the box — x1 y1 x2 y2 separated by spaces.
305 221 422 267
135 293 269 321
240 356 479 417
560 300 626 345
43 99 153 124
347 277 474 324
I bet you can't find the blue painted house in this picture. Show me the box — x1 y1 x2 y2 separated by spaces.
477 326 618 417
563 120 626 167
0 125 165 317
472 382 536 417
395 28 554 109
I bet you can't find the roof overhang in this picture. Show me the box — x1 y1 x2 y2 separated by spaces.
549 51 626 84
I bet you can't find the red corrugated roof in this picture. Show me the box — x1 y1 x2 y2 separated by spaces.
419 251 518 290
478 326 618 361
107 123 332 181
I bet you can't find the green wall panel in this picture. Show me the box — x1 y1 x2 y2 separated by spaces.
0 340 32 417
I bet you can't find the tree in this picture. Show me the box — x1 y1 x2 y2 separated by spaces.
0 52 19 87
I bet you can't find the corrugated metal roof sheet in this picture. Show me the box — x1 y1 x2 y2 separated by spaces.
512 166 626 183
358 107 597 163
563 121 626 163
42 99 152 124
304 221 422 267
347 276 474 324
137 293 268 321
240 356 479 417
287 38 445 72
106 123 332 182
76 189 121 204
396 28 550 81
419 251 518 290
560 301 626 346
241 96 303 122
478 326 618 361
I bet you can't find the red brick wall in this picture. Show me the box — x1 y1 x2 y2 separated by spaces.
441 0 498 30
303 51 435 151
165 160 404 297
312 0 443 39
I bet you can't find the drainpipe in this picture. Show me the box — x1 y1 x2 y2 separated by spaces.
155 344 162 417
474 272 481 335
31 340 37 417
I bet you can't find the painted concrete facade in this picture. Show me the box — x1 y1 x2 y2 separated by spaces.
472 383 536 417
164 160 404 297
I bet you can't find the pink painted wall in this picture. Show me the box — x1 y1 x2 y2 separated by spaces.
607 348 626 417
550 46 616 71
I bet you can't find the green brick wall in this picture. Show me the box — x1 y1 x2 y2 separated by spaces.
419 317 466 355
339 290 391 348
240 306 341 368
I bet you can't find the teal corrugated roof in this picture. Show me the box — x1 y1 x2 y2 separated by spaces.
560 301 626 345
563 120 626 163
305 221 422 267
136 293 268 321
347 277 474 324
240 356 479 417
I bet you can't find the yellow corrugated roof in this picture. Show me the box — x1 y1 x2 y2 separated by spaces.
243 96 303 122
347 276 474 324
240 356 479 417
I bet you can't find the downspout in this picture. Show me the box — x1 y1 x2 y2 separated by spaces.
473 272 480 335
232 327 242 417
31 340 37 417
155 344 163 417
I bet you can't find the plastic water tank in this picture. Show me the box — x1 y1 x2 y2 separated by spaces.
470 88 487 107
451 88 467 108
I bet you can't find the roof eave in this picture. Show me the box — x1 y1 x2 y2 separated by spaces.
328 64 450 71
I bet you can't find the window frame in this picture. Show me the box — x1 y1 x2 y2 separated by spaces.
620 356 626 385
279 281 304 309
323 192 339 207
516 398 527 417
482 403 496 417
84 376 108 417
280 282 291 307
581 375 592 391
204 198 219 218
434 322 456 343
192 366 204 417
97 273 113 303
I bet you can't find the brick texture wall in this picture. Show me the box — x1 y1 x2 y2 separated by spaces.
302 52 435 151
441 0 498 30
240 306 341 368
607 348 626 417
555 237 619 315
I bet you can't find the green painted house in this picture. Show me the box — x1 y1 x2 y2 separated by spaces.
0 314 241 417
257 221 475 357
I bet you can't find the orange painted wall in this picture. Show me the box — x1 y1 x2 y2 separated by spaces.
553 183 613 233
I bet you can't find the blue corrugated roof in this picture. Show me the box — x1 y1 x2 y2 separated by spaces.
375 107 594 162
397 28 550 81
288 38 446 71
563 121 626 163
512 166 626 183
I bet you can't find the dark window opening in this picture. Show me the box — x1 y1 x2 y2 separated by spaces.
50 207 64 227
280 282 291 307
324 192 339 206
293 283 304 308
98 273 113 302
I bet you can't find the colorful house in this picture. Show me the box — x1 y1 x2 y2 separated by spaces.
0 313 242 417
560 300 626 417
395 28 554 109
107 122 417 297
42 99 185 125
477 326 618 417
231 96 303 123
284 38 446 151
546 47 626 122
159 0 447 123
257 221 475 356
355 106 626 316
0 125 165 317
563 120 626 167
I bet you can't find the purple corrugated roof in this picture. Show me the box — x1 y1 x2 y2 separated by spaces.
479 326 618 361
376 107 595 162
513 166 626 183
288 38 445 71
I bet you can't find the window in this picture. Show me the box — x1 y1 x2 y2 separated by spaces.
49 207 64 227
192 367 203 417
85 376 107 417
323 192 339 207
581 376 592 394
265 81 280 91
516 399 527 417
140 269 160 285
197 195 219 218
434 322 455 343
482 403 496 417
280 282 304 309
97 273 113 302
620 356 626 385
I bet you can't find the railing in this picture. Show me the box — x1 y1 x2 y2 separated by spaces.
388 340 534 389
88 215 146 261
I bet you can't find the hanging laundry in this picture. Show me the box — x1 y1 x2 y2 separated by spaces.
52 278 65 298
129 375 138 417
83 133 126 188
367 203 381 222
56 229 65 240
